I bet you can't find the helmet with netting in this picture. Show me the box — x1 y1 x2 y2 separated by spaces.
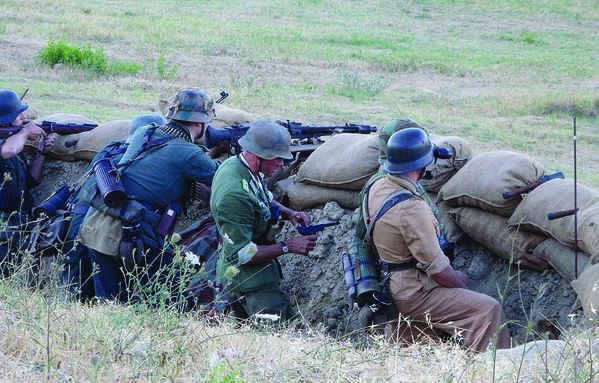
166 88 215 123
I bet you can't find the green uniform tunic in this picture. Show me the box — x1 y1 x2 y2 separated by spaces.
211 155 294 321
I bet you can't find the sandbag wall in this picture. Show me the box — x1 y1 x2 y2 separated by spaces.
436 150 599 323
285 133 472 210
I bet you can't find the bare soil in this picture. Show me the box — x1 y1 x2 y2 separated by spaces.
36 158 581 343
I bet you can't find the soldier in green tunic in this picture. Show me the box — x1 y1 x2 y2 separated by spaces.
210 119 317 323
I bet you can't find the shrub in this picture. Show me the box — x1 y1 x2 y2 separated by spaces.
37 39 141 76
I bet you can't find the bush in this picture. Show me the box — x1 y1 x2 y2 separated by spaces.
38 39 141 76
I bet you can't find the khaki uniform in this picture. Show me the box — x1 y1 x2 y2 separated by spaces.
365 175 510 352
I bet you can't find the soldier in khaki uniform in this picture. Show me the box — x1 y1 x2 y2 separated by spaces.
364 127 511 352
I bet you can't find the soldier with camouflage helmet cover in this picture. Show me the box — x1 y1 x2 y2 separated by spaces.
210 119 318 324
0 89 57 276
81 88 220 307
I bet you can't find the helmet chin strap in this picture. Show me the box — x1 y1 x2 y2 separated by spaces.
421 168 433 180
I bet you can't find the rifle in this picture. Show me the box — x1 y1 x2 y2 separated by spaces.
297 220 340 235
502 171 565 200
0 120 97 140
204 120 377 156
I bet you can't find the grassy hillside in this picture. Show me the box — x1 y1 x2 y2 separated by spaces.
1 0 597 184
0 1 598 381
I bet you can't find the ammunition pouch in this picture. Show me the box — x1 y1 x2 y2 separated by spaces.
119 223 145 271
156 202 181 237
25 210 70 257
90 193 146 223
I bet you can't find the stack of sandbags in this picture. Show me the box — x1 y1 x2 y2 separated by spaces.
439 150 550 271
571 263 599 323
285 133 379 210
421 134 473 193
508 178 597 279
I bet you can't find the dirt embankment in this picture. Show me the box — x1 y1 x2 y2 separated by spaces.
36 159 580 342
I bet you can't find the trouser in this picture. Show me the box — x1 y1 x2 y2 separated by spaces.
388 284 511 352
88 246 195 311
60 240 95 301
229 282 296 324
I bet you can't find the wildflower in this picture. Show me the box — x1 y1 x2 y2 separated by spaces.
225 265 239 279
185 251 201 266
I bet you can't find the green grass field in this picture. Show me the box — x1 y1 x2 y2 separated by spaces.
1 1 598 381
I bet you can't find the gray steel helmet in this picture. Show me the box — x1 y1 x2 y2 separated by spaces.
384 127 434 175
239 119 293 160
0 89 29 125
166 88 215 123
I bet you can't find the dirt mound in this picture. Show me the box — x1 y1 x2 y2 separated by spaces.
35 159 581 341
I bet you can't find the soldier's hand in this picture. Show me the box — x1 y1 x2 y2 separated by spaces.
41 133 58 153
289 211 310 227
21 122 46 141
286 234 318 256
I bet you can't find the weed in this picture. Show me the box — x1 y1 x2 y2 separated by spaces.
0 24 5 36
37 40 141 76
156 54 177 80
327 71 386 101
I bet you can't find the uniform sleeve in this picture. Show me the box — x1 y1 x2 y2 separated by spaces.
212 187 256 266
398 200 450 275
186 149 219 186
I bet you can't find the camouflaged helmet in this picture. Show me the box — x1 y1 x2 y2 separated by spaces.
378 118 422 165
0 89 29 125
384 127 434 175
166 88 215 123
239 119 293 160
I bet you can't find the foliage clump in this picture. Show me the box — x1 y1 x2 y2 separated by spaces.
37 39 141 75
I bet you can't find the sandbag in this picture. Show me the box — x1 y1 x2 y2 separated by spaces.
29 113 98 162
286 180 360 210
420 135 473 193
438 151 545 217
72 119 131 161
508 179 599 261
533 238 591 283
450 206 549 271
294 133 379 191
436 198 464 243
571 263 599 323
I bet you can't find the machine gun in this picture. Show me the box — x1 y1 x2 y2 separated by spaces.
0 120 97 140
205 120 377 158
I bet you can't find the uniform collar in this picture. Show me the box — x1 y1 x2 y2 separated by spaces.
386 174 423 196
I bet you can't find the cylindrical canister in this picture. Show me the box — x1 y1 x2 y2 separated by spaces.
93 158 127 207
33 184 72 219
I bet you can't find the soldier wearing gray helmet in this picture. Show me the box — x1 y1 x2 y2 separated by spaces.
210 119 317 324
0 89 57 276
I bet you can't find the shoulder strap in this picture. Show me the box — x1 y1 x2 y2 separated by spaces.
364 190 415 246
